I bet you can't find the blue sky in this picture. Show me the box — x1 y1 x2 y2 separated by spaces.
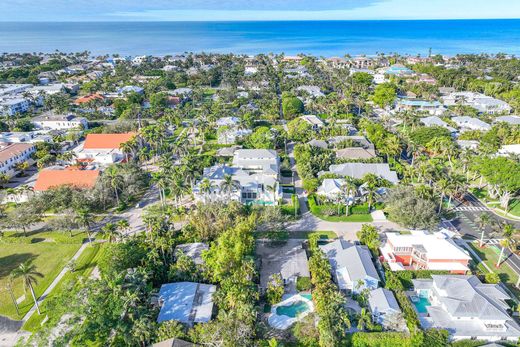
1 0 520 21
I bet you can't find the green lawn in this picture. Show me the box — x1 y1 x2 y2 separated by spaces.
315 214 373 222
467 242 520 299
0 232 85 319
22 243 105 332
290 230 337 240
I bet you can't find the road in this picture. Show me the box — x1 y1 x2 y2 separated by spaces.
452 192 520 282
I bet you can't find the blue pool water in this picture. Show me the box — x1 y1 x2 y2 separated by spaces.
301 293 312 300
1 20 520 55
276 300 310 318
413 297 431 313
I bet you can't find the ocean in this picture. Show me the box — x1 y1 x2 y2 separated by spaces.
0 19 520 56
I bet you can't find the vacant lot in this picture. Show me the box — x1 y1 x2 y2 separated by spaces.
0 232 83 319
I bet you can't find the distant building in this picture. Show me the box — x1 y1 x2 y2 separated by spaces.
0 143 36 178
494 115 520 126
0 98 30 116
74 93 105 105
443 92 511 114
420 116 457 133
0 131 52 144
76 133 135 165
299 115 325 130
174 243 209 265
397 99 444 116
452 116 491 132
32 113 88 130
324 163 399 184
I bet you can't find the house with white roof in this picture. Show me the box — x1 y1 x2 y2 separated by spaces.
494 115 520 126
380 231 471 274
316 178 346 200
420 116 457 133
32 112 88 130
452 116 491 132
232 149 280 177
320 238 380 294
443 92 511 114
299 115 325 130
296 85 325 98
411 275 520 341
216 116 240 127
324 163 399 184
397 99 444 116
498 144 520 156
368 288 405 331
157 282 216 326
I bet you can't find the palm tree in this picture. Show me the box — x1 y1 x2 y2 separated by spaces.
12 261 44 314
476 213 492 247
497 223 515 267
220 174 240 200
116 219 130 237
5 274 19 316
105 166 124 206
152 172 169 206
200 178 214 202
341 177 357 216
75 208 94 244
102 222 119 243
357 308 373 331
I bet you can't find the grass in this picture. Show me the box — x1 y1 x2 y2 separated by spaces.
22 243 105 332
315 214 373 222
467 242 520 299
0 241 81 319
290 230 337 240
1 230 91 244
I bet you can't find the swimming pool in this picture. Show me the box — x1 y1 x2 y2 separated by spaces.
276 300 310 318
412 296 431 313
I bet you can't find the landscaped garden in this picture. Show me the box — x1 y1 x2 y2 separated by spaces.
308 194 374 222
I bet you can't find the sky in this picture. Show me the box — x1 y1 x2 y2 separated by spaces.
1 0 520 21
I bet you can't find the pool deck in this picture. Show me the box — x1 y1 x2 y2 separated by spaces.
268 293 315 330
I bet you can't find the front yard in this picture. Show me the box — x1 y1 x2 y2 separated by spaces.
0 231 86 319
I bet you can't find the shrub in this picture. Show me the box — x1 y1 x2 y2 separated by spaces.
349 332 412 347
321 205 337 216
266 273 284 305
297 276 312 291
351 203 370 215
484 272 500 284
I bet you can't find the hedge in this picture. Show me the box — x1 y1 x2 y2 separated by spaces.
349 332 412 347
394 270 450 290
351 203 370 215
309 194 369 216
296 276 312 291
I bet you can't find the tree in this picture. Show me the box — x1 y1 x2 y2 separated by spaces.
357 308 373 331
484 272 500 284
372 83 396 108
246 126 275 149
476 213 492 247
49 210 79 238
105 165 124 206
75 208 94 243
356 224 380 253
220 174 240 199
385 186 439 229
4 204 42 237
341 177 357 216
12 261 44 314
102 222 120 243
287 117 313 143
266 273 284 305
282 95 304 119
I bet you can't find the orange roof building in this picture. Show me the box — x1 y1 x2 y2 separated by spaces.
83 133 135 150
74 93 105 105
34 169 100 191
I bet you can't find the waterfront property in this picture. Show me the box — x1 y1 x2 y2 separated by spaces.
380 231 471 274
411 275 520 342
157 282 216 325
320 238 380 294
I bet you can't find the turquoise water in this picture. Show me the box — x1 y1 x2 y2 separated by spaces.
276 300 310 318
0 20 519 55
301 293 312 300
412 297 431 314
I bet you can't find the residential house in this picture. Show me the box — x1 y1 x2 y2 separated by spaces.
411 275 520 341
0 143 36 178
74 93 105 105
494 115 520 126
0 131 52 144
32 112 88 130
420 116 457 133
335 147 377 160
217 128 252 145
300 115 325 130
216 116 240 127
385 64 415 76
452 116 491 132
0 98 30 116
76 133 136 165
34 168 100 191
316 178 346 200
368 288 405 331
379 231 471 274
157 282 216 325
397 99 444 116
296 85 325 98
320 238 380 294
174 243 209 265
232 149 280 177
117 85 144 95
153 338 196 347
443 92 511 114
325 163 399 184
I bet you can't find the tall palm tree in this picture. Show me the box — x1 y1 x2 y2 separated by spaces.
75 208 94 244
497 223 516 267
12 261 44 314
105 166 124 206
116 219 130 237
200 178 214 202
357 308 373 331
220 174 240 200
6 273 19 316
476 213 492 247
341 177 357 216
102 222 120 243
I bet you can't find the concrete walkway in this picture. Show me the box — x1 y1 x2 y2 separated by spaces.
21 241 91 322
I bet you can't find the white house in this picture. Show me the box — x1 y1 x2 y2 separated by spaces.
317 178 347 200
368 288 405 331
412 275 520 342
443 92 511 114
232 149 280 177
0 131 52 144
420 116 457 133
320 238 380 294
452 116 491 132
0 143 36 178
299 115 325 130
32 113 88 130
0 98 30 116
76 133 135 165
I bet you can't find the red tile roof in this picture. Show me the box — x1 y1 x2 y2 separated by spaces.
34 169 100 191
74 93 105 105
83 133 135 150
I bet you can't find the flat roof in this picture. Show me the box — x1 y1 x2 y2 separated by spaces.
157 282 215 324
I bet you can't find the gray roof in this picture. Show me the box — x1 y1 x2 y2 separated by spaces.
495 115 520 125
157 282 216 324
307 139 328 149
329 136 373 149
153 339 197 347
175 243 208 265
369 288 401 315
320 239 380 283
335 147 377 159
326 163 399 184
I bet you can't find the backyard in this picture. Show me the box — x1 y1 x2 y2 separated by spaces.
0 231 87 319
